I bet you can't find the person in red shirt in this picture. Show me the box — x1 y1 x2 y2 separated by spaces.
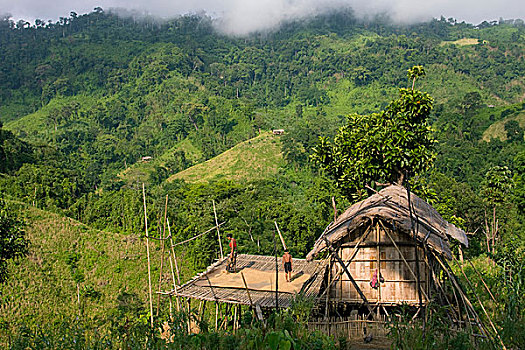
226 233 237 273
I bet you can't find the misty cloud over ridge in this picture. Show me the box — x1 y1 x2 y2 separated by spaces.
1 0 524 35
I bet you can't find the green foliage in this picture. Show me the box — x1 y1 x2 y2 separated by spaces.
312 74 435 199
387 304 480 350
0 197 28 283
504 120 524 142
513 151 525 214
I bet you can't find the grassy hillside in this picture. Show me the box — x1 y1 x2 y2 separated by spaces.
483 111 525 141
0 201 191 341
167 132 284 184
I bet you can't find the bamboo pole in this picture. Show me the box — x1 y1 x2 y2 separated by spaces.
406 182 424 311
376 223 381 309
168 253 181 311
156 194 169 316
331 196 338 222
215 303 219 331
274 229 279 309
454 256 507 350
167 218 181 285
240 272 254 307
274 221 287 250
233 304 238 333
142 183 154 328
433 253 491 340
213 200 224 260
465 259 497 304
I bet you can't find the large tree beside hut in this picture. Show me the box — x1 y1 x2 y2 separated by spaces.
312 66 435 199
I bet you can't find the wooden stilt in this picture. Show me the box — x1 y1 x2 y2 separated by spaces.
156 194 169 316
200 301 207 325
324 256 332 320
376 223 381 306
168 253 181 311
142 183 154 328
233 304 238 333
169 295 173 321
215 303 219 331
186 298 192 333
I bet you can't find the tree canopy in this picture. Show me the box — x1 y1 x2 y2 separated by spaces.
312 67 435 199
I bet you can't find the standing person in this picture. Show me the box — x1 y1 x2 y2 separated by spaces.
282 250 293 282
226 233 237 273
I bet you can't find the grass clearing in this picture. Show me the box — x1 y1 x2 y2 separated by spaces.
167 132 284 184
482 111 525 141
440 38 483 46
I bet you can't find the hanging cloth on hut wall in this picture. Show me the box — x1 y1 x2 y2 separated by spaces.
370 269 384 289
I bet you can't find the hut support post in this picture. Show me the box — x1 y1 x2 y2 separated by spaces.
142 183 154 328
215 303 219 331
376 223 381 309
200 301 207 325
324 256 332 320
233 304 238 333
187 298 192 333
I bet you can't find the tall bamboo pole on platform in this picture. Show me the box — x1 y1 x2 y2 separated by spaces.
167 218 181 284
213 200 224 260
274 228 279 309
142 183 154 328
274 221 287 250
156 194 169 316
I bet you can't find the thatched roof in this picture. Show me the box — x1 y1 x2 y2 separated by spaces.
306 185 468 261
174 254 325 308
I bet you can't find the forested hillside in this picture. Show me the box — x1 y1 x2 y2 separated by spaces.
0 8 524 348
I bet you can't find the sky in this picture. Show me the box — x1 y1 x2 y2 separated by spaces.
1 0 524 35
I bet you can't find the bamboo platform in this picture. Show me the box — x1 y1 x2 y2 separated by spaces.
172 254 325 308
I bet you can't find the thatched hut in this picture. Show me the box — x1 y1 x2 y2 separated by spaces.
307 184 468 313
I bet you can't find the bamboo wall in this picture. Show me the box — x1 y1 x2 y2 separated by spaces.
308 314 389 340
330 221 430 305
